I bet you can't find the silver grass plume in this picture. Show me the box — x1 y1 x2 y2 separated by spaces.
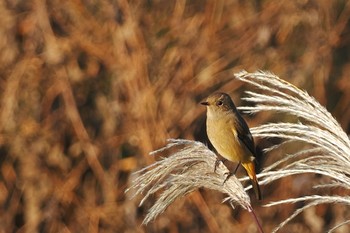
126 139 252 225
235 70 350 233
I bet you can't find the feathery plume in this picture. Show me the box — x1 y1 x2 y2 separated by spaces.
126 139 252 225
235 70 350 232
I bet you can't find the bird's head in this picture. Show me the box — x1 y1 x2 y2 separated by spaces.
201 92 236 114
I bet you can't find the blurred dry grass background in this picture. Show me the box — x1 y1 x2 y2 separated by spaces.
0 0 349 232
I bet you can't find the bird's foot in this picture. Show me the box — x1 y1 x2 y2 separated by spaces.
214 158 226 173
222 162 241 184
223 172 233 184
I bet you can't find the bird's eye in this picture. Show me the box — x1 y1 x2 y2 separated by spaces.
216 100 223 106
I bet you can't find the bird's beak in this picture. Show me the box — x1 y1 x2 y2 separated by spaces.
201 101 209 106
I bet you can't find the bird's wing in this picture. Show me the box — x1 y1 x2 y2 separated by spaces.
235 113 256 157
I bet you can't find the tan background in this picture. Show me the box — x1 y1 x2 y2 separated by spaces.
0 0 349 232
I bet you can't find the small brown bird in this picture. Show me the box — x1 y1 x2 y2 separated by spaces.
201 92 262 200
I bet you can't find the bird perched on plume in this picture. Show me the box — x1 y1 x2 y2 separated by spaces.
201 92 262 200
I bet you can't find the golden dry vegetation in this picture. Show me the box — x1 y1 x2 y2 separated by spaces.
0 0 349 232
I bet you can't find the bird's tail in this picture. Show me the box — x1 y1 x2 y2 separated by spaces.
242 161 262 200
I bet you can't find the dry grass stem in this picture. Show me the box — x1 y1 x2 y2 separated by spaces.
328 220 350 233
265 195 350 233
127 139 252 225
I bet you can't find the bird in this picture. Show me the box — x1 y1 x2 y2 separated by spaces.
201 92 262 200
